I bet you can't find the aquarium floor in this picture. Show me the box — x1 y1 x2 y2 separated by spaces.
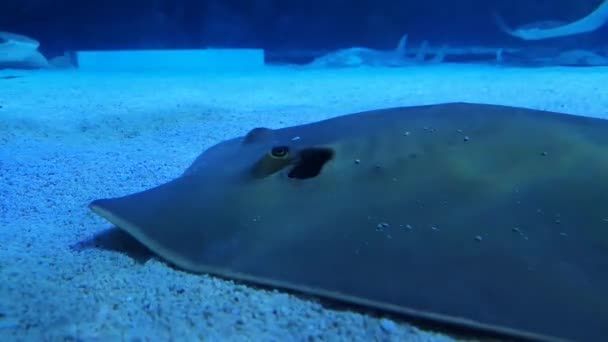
1 64 607 341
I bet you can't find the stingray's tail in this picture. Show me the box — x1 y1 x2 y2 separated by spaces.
395 33 408 55
492 11 515 37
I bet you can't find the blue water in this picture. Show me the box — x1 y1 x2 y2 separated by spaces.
1 1 607 341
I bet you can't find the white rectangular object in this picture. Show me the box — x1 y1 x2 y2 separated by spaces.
75 49 265 71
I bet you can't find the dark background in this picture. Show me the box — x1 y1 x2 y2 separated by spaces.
0 0 606 60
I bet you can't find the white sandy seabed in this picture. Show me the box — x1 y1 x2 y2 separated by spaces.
1 64 607 341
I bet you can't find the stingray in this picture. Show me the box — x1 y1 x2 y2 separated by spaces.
90 102 608 341
309 34 446 68
0 31 49 69
494 0 608 40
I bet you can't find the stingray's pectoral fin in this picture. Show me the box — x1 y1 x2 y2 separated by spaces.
89 176 220 271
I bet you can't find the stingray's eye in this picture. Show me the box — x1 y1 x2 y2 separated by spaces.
252 146 293 178
270 146 290 159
